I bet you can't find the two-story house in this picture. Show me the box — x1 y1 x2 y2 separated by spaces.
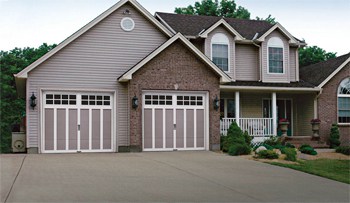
15 0 321 154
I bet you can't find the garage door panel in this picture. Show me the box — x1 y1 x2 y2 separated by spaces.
144 109 152 149
103 109 112 149
57 109 66 150
45 109 54 150
176 109 184 148
69 109 78 150
196 109 205 148
165 109 174 148
92 109 101 150
155 109 163 148
186 109 194 148
80 109 89 150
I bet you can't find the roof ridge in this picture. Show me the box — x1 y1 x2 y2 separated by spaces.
301 52 350 69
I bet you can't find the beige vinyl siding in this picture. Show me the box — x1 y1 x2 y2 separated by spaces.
240 93 270 118
205 26 236 80
235 44 259 81
27 3 168 148
289 47 297 82
262 30 290 83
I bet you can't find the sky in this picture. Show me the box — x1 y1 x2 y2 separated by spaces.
0 0 349 55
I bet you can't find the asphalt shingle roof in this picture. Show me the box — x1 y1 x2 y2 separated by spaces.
300 53 350 86
156 12 274 40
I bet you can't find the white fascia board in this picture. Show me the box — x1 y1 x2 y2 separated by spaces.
15 0 173 79
258 23 298 44
318 57 350 88
119 33 232 83
220 85 321 92
199 19 244 40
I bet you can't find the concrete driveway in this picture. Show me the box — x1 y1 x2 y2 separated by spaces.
1 152 349 202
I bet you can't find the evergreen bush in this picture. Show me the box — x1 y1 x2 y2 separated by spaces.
329 124 341 148
257 150 279 159
336 146 350 155
283 148 297 161
221 122 251 155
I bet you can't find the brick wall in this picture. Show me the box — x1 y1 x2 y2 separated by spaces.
318 63 350 145
128 40 221 151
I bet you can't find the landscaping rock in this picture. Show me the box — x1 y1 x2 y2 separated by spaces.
255 146 267 153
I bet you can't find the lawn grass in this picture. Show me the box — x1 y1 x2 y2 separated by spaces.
270 159 350 184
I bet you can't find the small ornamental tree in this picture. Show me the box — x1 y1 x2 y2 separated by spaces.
222 122 251 155
329 124 341 148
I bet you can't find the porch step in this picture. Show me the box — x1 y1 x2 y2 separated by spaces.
284 136 329 149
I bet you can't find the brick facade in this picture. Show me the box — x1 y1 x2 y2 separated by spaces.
318 63 350 145
128 40 221 151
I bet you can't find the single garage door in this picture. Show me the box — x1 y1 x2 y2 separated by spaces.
143 92 208 151
42 91 114 153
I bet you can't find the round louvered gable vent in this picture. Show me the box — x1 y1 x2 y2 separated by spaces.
121 17 135 31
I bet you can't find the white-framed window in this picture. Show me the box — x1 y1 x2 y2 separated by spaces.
268 37 284 74
120 17 135 31
338 77 350 124
211 33 229 72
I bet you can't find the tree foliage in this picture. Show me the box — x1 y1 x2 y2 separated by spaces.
175 0 251 19
175 0 276 23
0 43 56 153
299 45 337 67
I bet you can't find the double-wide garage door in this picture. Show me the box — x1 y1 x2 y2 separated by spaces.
143 92 208 151
43 91 114 153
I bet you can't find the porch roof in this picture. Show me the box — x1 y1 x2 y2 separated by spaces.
220 80 321 92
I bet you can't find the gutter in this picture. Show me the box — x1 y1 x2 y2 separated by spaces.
251 33 263 82
220 85 322 92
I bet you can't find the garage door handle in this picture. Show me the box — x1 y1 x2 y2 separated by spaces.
78 125 80 131
174 124 176 129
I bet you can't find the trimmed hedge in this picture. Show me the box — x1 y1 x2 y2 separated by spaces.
336 146 350 155
228 144 251 156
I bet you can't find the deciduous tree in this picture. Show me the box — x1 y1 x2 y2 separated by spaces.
0 43 56 153
299 46 336 67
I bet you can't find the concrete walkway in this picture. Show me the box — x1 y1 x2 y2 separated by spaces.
1 152 349 202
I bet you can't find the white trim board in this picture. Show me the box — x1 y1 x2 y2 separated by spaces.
199 19 244 40
15 0 173 79
118 33 232 83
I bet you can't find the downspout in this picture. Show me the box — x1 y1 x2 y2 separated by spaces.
252 33 262 81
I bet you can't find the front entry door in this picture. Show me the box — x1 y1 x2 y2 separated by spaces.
263 99 292 136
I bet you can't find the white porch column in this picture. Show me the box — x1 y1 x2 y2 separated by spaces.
235 92 240 126
272 92 277 135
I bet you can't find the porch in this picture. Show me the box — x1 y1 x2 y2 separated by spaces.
219 90 317 144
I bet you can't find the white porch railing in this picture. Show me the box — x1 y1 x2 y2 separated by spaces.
220 118 274 145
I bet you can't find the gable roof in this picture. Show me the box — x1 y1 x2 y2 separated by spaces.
15 0 173 79
257 23 300 45
300 53 350 87
118 33 232 83
198 18 244 40
156 12 273 40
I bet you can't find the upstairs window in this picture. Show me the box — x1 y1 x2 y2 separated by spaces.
211 33 229 72
268 37 284 74
338 77 350 124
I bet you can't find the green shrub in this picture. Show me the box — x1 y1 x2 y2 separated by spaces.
299 144 312 149
336 146 350 155
222 122 251 155
283 148 297 161
257 150 279 159
329 124 341 148
285 143 296 148
243 131 252 146
263 136 281 146
228 144 251 156
299 145 318 156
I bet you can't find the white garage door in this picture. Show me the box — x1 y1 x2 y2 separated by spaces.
42 91 114 153
143 92 208 151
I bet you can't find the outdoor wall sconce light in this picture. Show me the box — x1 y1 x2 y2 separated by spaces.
132 95 138 109
30 92 37 110
214 95 219 110
123 9 131 15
